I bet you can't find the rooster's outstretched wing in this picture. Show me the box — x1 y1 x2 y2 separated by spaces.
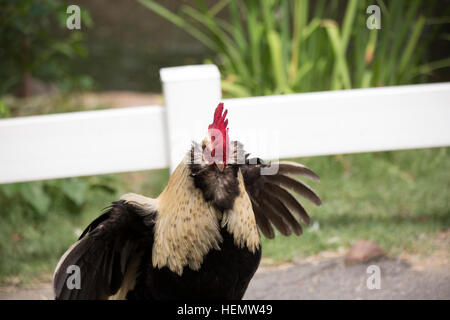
239 158 321 239
53 200 156 300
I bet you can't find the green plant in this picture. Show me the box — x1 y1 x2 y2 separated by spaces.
0 175 120 283
323 0 450 89
0 176 119 220
0 0 94 96
138 0 450 97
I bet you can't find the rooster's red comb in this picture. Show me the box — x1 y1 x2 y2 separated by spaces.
208 102 228 133
208 102 229 165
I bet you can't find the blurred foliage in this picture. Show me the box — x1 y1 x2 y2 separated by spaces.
0 0 94 96
0 169 170 284
0 176 119 220
139 0 450 97
0 175 121 283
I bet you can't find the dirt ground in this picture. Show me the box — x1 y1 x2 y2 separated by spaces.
0 249 448 300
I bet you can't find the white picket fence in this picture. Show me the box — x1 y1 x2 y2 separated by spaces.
1 64 449 184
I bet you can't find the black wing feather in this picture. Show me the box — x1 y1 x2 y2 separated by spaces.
239 153 320 238
262 190 303 235
265 183 311 225
251 200 275 239
260 196 292 236
53 200 155 300
267 174 321 206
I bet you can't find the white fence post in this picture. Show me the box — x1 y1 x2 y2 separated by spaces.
160 65 222 171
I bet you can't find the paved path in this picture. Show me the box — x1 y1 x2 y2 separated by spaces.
1 255 448 300
244 257 450 299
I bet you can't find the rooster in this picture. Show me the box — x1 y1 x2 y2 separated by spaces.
53 103 321 300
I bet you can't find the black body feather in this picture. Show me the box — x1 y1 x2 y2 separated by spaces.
127 229 260 300
54 201 260 300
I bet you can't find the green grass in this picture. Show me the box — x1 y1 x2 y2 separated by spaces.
0 148 449 284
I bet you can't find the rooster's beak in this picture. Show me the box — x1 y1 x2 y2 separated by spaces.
216 163 225 172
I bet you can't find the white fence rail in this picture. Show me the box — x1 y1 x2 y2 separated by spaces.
1 65 449 184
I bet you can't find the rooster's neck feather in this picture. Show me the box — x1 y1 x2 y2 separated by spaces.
153 157 260 276
221 170 260 253
154 160 223 276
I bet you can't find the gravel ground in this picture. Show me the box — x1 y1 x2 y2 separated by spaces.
244 256 450 300
1 254 449 300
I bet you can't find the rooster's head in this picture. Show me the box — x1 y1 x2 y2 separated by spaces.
188 102 243 211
